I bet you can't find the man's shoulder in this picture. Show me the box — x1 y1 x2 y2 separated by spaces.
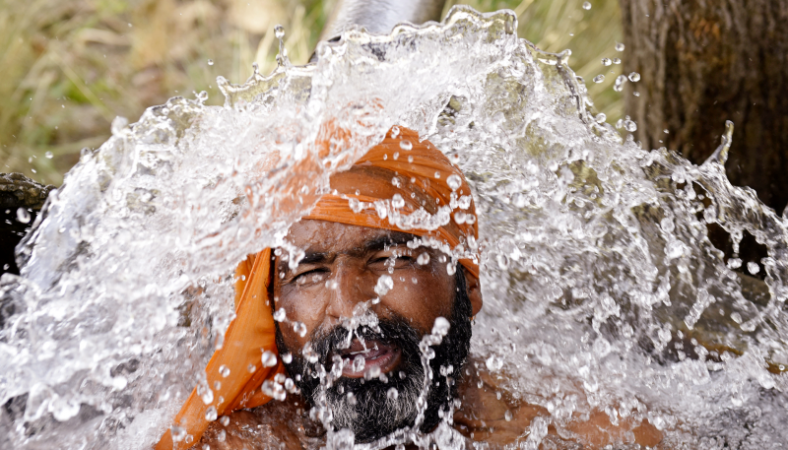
454 360 544 446
453 358 663 449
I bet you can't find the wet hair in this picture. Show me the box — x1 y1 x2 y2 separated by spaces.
273 265 473 443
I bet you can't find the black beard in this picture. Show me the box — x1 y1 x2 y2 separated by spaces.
275 267 473 444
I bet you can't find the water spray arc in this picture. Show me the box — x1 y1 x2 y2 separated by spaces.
0 3 787 450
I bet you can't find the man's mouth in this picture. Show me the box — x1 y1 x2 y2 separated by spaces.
337 339 401 378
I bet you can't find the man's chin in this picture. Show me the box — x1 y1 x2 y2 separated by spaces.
323 376 422 443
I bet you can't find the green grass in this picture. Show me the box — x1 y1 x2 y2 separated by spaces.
0 0 622 185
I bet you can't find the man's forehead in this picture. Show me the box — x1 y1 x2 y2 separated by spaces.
284 219 416 255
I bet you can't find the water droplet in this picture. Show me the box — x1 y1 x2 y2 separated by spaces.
390 126 400 137
747 262 760 275
446 263 456 275
220 416 230 426
45 151 53 159
219 365 230 377
664 128 670 134
432 317 450 336
198 383 214 405
391 194 405 208
205 406 218 421
417 253 430 265
615 42 625 51
281 352 293 364
601 58 612 66
171 425 186 442
214 333 224 350
293 322 307 337
614 74 627 92
262 350 278 367
348 197 364 212
364 365 381 380
273 308 286 322
352 355 365 372
485 355 503 371
216 429 226 442
247 364 257 373
612 57 621 64
400 140 413 150
387 387 399 400
447 174 462 190
303 343 319 363
207 59 214 66
593 75 605 83
628 72 641 82
624 118 638 132
16 208 30 224
660 218 675 233
582 1 592 10
727 258 742 269
346 392 357 406
375 274 394 296
505 410 513 421
595 113 607 123
274 25 288 66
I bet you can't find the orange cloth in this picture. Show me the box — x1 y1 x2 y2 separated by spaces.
156 127 478 449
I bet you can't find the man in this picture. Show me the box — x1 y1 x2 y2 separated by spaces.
157 127 662 449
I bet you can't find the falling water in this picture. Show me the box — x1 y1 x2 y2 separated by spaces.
1 6 787 449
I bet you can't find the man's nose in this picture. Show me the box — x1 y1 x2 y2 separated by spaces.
324 264 374 319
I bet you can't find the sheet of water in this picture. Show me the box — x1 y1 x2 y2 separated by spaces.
1 6 787 449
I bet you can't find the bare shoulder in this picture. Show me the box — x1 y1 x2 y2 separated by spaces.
197 396 321 450
453 358 663 449
453 358 545 446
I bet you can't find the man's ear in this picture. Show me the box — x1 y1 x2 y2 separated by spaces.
463 267 483 316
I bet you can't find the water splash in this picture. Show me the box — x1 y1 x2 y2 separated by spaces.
1 6 787 450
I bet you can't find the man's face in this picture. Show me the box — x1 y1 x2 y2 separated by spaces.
272 220 475 442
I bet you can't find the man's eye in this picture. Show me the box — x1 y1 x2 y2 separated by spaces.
370 255 413 266
293 269 328 284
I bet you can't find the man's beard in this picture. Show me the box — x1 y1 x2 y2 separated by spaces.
275 267 473 443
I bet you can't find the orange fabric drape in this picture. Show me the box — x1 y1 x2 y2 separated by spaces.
156 127 478 449
155 250 285 449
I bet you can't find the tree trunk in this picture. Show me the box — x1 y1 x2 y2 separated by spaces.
620 0 788 214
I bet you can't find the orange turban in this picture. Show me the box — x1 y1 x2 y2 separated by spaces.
156 127 478 449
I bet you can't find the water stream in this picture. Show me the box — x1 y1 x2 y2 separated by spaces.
1 6 787 449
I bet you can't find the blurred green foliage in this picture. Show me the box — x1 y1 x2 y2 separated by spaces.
0 0 623 185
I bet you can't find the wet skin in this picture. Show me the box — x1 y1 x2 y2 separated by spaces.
198 221 663 450
273 220 482 379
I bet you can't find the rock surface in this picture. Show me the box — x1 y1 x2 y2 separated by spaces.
0 173 54 276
